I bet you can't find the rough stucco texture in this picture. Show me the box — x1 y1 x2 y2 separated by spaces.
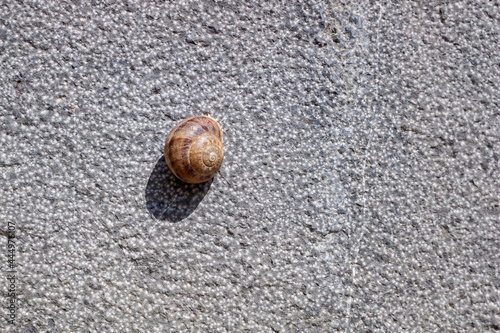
0 0 499 332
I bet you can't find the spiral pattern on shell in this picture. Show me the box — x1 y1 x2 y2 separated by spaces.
164 116 224 184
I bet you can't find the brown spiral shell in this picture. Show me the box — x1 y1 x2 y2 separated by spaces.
164 115 224 184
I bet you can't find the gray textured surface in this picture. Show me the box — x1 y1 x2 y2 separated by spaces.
0 0 499 332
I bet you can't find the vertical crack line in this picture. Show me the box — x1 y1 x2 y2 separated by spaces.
345 1 385 332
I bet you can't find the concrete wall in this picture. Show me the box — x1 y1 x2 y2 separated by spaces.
1 0 498 332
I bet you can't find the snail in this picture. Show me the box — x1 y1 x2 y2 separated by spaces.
164 115 224 184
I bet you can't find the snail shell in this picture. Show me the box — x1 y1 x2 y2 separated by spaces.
164 115 224 184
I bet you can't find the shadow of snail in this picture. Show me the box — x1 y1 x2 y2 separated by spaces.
145 156 213 222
